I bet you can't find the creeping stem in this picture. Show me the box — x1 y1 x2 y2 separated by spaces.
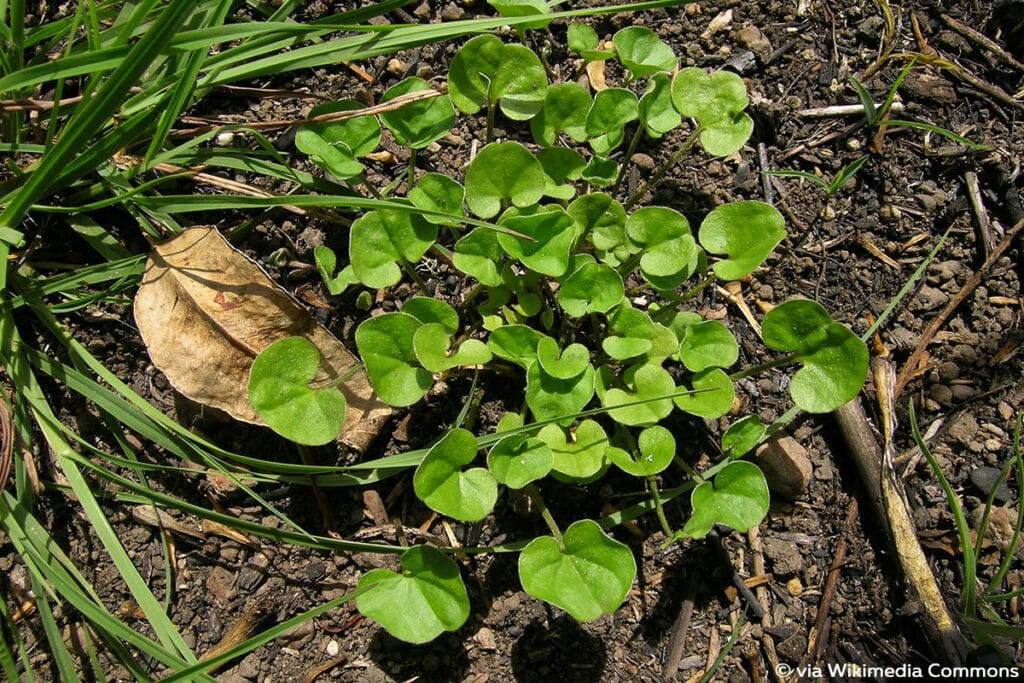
624 126 702 210
525 484 564 548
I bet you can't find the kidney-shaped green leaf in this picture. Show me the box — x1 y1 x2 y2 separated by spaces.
538 420 608 481
679 461 769 538
355 312 433 407
531 82 592 146
295 100 381 180
248 337 346 446
498 205 577 277
465 141 546 219
557 257 624 317
639 73 682 137
487 433 553 489
414 428 498 522
721 414 765 458
413 323 493 373
448 34 547 120
761 299 869 412
673 367 734 419
671 68 753 156
356 545 469 643
679 319 739 372
349 209 437 287
699 201 785 281
609 425 675 476
380 77 455 149
519 519 636 621
488 0 551 29
613 27 677 79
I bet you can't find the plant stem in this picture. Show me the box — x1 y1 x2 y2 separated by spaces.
611 123 645 196
525 484 563 547
649 476 673 537
400 257 431 296
486 100 496 144
624 127 701 210
729 352 799 381
407 147 417 191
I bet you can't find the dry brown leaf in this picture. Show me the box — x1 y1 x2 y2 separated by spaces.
134 227 390 451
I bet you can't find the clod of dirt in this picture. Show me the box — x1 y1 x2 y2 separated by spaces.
753 436 812 501
763 536 804 577
133 227 390 451
736 25 772 62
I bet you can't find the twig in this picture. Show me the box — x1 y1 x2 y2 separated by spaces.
717 283 763 337
799 498 857 671
964 171 994 258
833 381 967 664
757 143 774 205
941 14 1024 72
708 529 766 621
663 577 697 679
749 525 784 683
895 217 1024 397
796 101 904 118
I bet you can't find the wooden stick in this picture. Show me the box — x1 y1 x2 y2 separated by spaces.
895 217 1024 397
663 577 697 679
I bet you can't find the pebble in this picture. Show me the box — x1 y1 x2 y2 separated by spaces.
950 384 976 402
474 626 497 651
998 402 1015 421
754 436 812 501
786 577 803 596
948 412 980 445
936 361 960 382
325 639 340 657
736 25 772 61
928 383 952 406
911 285 949 312
970 467 1014 504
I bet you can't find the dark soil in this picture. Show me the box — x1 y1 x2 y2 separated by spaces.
3 0 1024 681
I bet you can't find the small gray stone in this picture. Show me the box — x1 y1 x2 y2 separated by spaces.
911 285 949 312
970 467 1014 504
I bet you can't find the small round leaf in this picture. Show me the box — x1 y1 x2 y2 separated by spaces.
380 77 455 149
609 425 675 476
487 434 553 489
248 337 346 446
414 428 498 522
699 201 786 281
465 142 546 219
679 461 769 538
613 27 677 79
355 313 433 407
519 519 636 622
673 368 734 419
356 546 470 643
679 320 739 371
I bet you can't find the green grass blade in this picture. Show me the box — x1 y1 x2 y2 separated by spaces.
0 1 196 245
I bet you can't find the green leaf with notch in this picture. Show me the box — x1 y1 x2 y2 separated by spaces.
355 312 433 407
465 141 546 219
537 420 609 482
761 299 869 413
679 320 739 371
557 256 625 317
671 68 753 156
638 73 682 137
677 461 769 538
248 337 346 446
488 325 544 369
295 100 381 179
349 209 437 287
586 88 639 155
573 193 632 267
698 201 785 281
625 206 701 289
487 433 553 489
673 368 734 419
531 82 592 146
498 205 577 277
600 363 676 426
414 428 498 522
453 228 505 287
413 323 492 373
536 337 590 380
526 361 595 424
613 27 677 79
519 519 636 621
448 34 548 121
356 546 470 644
409 173 466 225
609 425 675 476
380 77 456 149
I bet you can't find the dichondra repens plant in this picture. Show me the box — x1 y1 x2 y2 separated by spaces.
247 12 870 644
